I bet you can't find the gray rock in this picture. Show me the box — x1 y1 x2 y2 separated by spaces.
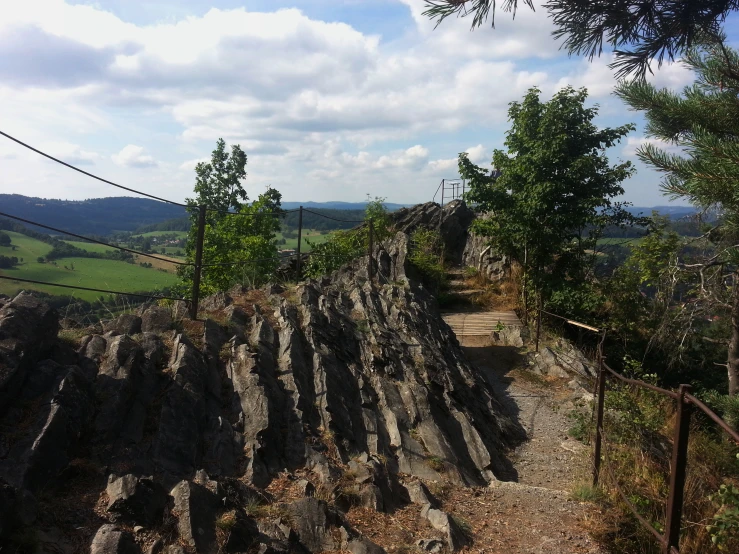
103 314 142 336
404 480 438 507
0 292 58 415
417 539 444 553
296 479 315 497
106 474 167 526
286 497 343 552
90 524 141 554
420 505 470 551
170 480 217 553
141 306 173 333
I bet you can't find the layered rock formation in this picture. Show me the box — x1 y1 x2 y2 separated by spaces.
0 201 521 553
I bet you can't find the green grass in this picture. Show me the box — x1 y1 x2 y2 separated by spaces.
63 240 118 254
0 231 53 260
0 232 178 302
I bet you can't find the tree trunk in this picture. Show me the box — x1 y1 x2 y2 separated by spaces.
728 272 739 396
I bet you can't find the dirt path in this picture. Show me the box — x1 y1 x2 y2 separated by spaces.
449 336 602 553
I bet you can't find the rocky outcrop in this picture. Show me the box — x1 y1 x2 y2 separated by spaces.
0 201 523 553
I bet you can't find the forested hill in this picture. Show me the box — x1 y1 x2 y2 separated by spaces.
0 194 186 235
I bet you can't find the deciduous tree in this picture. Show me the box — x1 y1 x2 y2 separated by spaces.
461 86 637 316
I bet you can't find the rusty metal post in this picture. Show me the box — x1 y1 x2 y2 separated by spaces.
295 206 303 281
535 293 542 352
190 205 206 320
368 218 374 282
592 349 607 487
440 179 445 207
664 384 693 553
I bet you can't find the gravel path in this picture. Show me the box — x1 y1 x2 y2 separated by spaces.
453 336 603 554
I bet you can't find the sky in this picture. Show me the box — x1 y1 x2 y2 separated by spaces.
0 0 723 207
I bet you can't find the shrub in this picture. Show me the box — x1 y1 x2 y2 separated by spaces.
408 229 446 294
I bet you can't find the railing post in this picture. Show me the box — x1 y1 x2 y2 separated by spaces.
368 218 374 282
593 349 606 487
441 179 445 207
295 206 303 281
664 384 692 554
190 205 206 320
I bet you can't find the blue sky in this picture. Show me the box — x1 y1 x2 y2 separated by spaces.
0 0 718 206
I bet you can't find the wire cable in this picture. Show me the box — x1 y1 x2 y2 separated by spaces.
0 130 189 208
0 275 187 302
0 211 191 266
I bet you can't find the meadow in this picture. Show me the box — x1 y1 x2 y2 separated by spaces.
0 231 178 301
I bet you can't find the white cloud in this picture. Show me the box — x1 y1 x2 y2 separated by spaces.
0 0 704 205
623 136 683 156
112 145 157 168
42 141 100 165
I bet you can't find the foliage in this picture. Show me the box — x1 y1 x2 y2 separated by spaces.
422 1 738 77
0 255 19 269
303 197 390 279
177 140 283 296
616 38 739 395
709 484 739 550
408 229 447 294
0 231 10 246
461 86 638 317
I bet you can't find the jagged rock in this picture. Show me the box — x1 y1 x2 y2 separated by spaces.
140 332 166 367
420 505 470 551
296 479 315 497
81 334 107 362
404 480 438 507
416 539 444 553
170 480 218 553
155 335 211 479
359 484 383 510
141 306 173 333
94 335 146 439
0 479 37 536
200 291 232 311
60 317 81 329
1 366 94 492
106 474 167 526
103 314 142 336
286 498 344 551
0 292 58 414
90 524 141 554
492 325 526 347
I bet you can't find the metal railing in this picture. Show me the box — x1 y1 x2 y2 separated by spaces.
592 347 739 554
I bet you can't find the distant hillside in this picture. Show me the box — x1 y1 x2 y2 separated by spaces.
282 201 409 211
626 205 697 219
0 194 186 236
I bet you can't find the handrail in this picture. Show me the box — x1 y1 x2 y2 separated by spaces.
603 363 679 399
432 179 443 203
685 393 739 444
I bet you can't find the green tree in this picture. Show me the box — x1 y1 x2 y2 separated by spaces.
177 139 283 296
0 232 10 247
616 38 739 394
462 86 637 317
423 0 737 77
304 197 390 279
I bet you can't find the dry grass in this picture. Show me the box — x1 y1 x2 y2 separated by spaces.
587 387 739 554
461 264 521 312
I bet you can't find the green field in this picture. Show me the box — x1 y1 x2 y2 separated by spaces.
278 229 333 251
0 232 178 302
64 240 118 254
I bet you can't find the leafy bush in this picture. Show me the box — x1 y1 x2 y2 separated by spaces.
408 229 446 294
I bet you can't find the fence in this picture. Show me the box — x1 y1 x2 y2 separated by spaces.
433 178 466 206
0 130 377 320
538 308 739 554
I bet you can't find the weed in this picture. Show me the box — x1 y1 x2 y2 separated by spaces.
243 497 268 518
58 328 88 348
567 410 591 443
356 319 370 334
570 483 604 503
426 456 446 473
216 510 237 530
427 481 453 501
